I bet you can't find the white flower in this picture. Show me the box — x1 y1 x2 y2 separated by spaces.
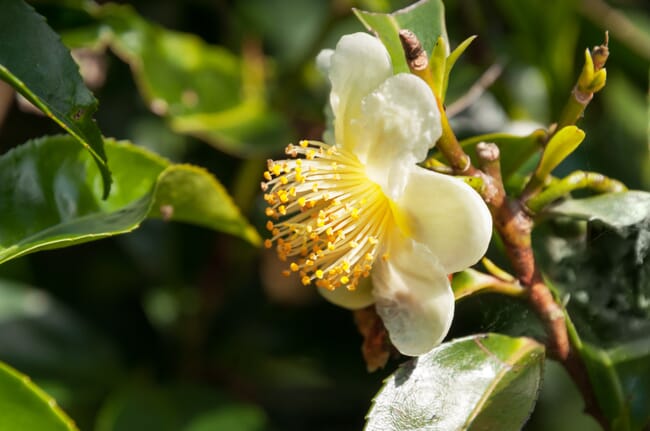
262 33 492 356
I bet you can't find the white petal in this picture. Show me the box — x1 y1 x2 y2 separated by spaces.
372 230 454 356
359 74 441 198
398 166 492 274
315 49 333 76
328 33 392 153
318 277 375 310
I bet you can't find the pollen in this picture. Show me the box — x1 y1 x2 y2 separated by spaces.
261 140 393 291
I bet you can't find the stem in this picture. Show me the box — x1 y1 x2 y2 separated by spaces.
403 32 479 177
558 35 609 129
435 95 479 176
474 142 609 428
557 88 593 130
527 170 627 213
475 144 569 356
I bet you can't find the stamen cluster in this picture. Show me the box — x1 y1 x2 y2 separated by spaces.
263 140 392 291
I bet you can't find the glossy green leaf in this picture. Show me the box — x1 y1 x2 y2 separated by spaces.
535 126 585 181
0 0 110 197
0 361 78 431
63 3 290 157
366 334 545 431
354 0 448 74
0 135 260 265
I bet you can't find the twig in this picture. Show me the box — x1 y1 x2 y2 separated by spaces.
0 80 14 132
462 139 606 427
446 63 503 118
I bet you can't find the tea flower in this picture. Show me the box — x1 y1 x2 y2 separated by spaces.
262 32 492 356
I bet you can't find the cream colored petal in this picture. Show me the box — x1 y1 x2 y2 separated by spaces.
317 276 375 310
327 32 392 153
372 230 454 356
358 74 441 199
398 166 492 274
315 49 333 76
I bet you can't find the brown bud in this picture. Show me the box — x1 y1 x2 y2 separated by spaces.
591 31 609 71
399 29 428 71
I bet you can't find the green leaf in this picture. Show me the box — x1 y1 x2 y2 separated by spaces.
0 361 78 431
452 269 524 301
0 0 111 198
63 3 290 157
581 342 650 431
354 0 448 74
0 135 260 265
550 190 650 231
442 35 476 101
535 126 585 181
561 311 650 431
365 334 545 431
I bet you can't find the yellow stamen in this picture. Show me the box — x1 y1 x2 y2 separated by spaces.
261 141 394 291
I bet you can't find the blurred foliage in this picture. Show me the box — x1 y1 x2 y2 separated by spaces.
0 0 649 430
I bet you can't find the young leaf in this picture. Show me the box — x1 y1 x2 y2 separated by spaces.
452 269 524 301
0 135 260 265
0 0 111 197
354 0 448 74
535 126 585 181
442 35 477 101
366 334 545 431
0 361 78 431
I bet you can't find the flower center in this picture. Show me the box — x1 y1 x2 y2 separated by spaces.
263 140 393 291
